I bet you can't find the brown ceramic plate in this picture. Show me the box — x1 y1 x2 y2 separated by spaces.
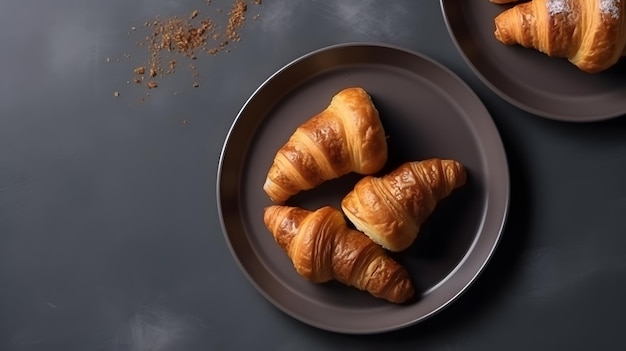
217 43 509 334
441 0 626 122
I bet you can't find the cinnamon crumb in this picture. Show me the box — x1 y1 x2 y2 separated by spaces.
116 0 259 94
226 0 247 42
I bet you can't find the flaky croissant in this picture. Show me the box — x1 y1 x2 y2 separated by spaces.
263 87 387 204
493 0 626 73
341 159 466 252
263 205 415 304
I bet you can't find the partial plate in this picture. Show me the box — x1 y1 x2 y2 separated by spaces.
217 43 509 334
441 0 626 122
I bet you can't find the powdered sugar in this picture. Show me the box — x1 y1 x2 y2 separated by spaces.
546 0 571 16
600 0 621 19
546 0 620 19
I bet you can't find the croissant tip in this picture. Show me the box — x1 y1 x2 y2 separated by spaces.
443 159 467 187
263 179 286 204
263 205 282 227
263 205 278 212
264 204 289 215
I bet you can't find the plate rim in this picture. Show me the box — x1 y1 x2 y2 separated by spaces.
216 42 510 334
439 0 626 122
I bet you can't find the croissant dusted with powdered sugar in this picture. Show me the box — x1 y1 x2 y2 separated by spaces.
493 0 626 73
263 87 387 204
263 205 415 304
341 159 467 252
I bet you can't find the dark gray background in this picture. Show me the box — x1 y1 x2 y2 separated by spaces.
2 0 626 350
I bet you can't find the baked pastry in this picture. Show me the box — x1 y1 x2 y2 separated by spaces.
493 0 626 73
341 159 466 252
263 87 387 203
490 0 519 3
263 205 415 304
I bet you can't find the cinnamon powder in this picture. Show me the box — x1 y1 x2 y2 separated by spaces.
226 0 247 42
121 0 259 93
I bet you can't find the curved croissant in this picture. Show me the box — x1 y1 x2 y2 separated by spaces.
341 159 467 252
263 205 415 304
263 87 387 204
493 0 626 73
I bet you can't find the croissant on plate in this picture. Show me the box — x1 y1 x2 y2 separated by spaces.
493 0 626 73
263 205 415 304
341 159 467 252
263 87 387 204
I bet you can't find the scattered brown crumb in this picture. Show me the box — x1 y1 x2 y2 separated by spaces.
226 0 247 42
113 91 120 97
192 82 199 87
114 0 259 95
143 16 215 80
182 120 189 126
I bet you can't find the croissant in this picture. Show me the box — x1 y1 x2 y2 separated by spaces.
493 0 626 73
263 205 415 304
263 87 387 204
341 159 467 252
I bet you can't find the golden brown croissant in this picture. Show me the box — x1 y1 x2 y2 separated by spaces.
263 87 387 204
493 0 626 73
341 159 467 252
263 205 415 304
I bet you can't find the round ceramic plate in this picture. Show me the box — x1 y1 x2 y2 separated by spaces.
441 0 626 122
217 43 509 334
